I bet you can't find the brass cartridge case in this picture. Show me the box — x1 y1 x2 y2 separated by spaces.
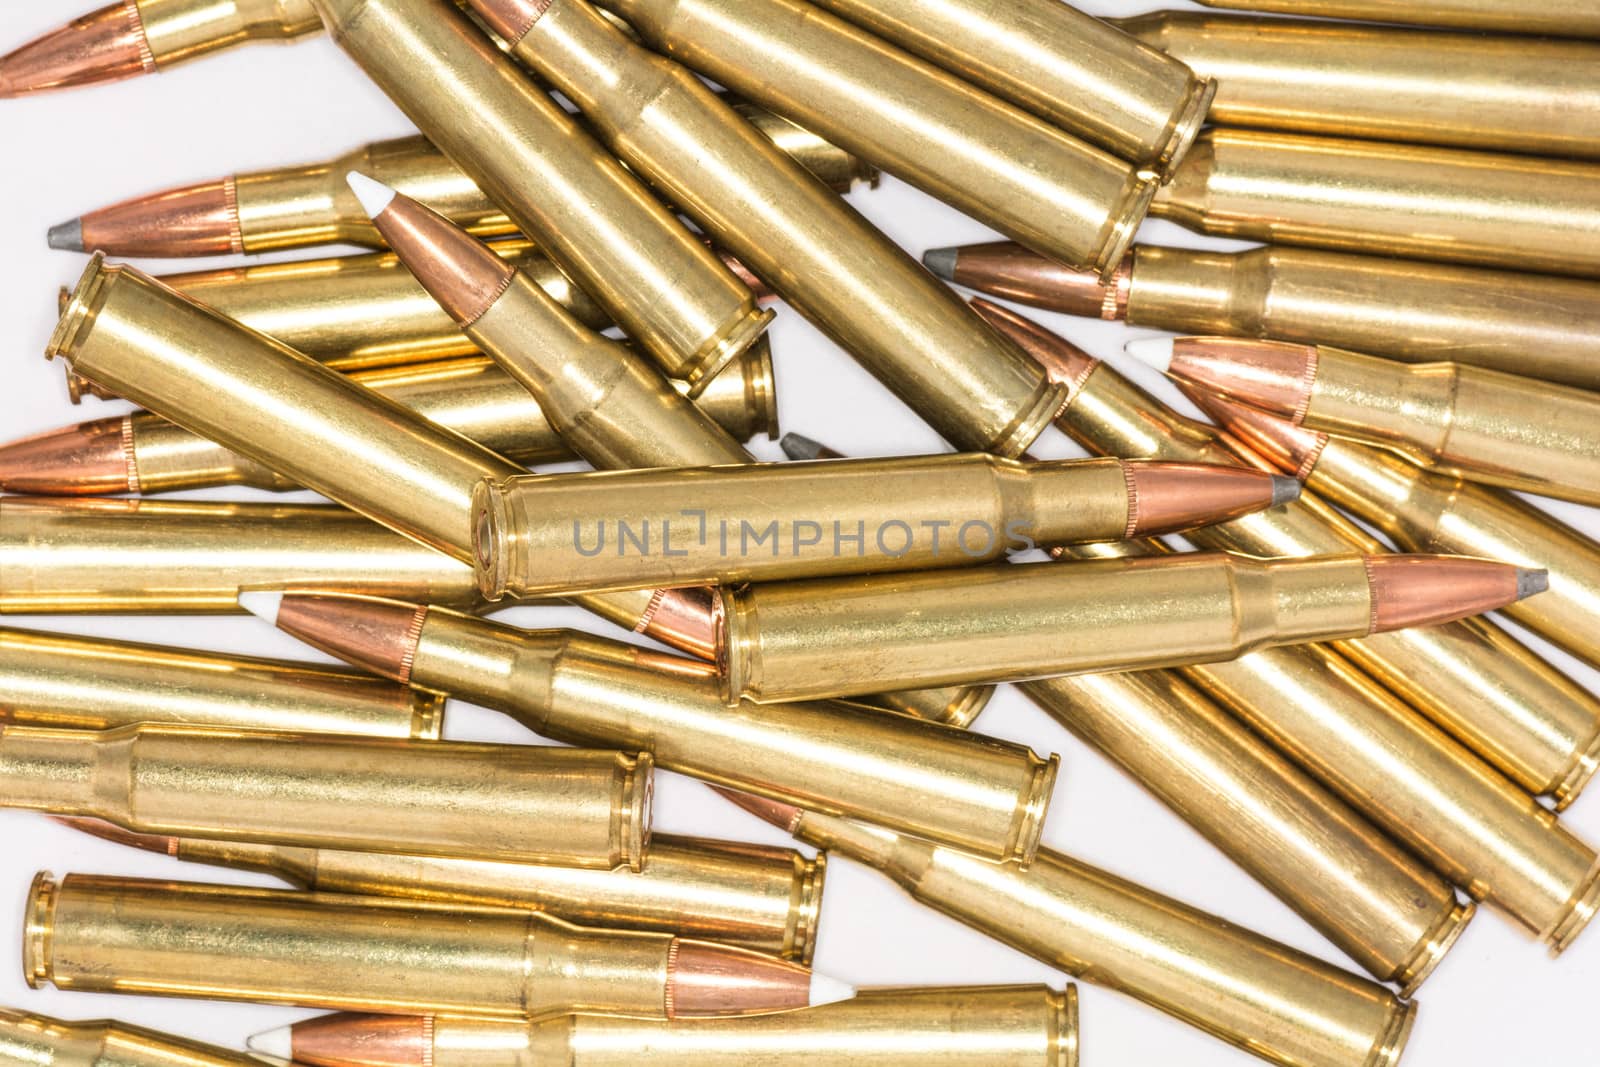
1302 435 1600 685
593 0 1157 277
475 455 1187 598
1021 539 1469 992
224 121 871 255
25 873 771 1020
784 809 1413 1067
0 723 650 870
806 0 1211 174
1154 128 1600 279
387 606 1056 863
1190 0 1600 39
420 985 1078 1067
47 256 524 564
133 0 321 67
498 0 1064 457
0 1007 267 1067
88 347 775 494
113 830 823 961
308 0 769 392
1115 11 1600 160
0 627 441 739
719 552 1403 705
0 497 485 615
1037 356 1600 941
1276 346 1600 507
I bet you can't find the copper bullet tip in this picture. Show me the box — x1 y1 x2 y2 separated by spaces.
930 241 1129 319
1364 555 1537 634
714 787 806 833
49 816 177 856
346 171 515 326
1178 382 1330 482
69 178 245 257
0 417 137 494
668 938 851 1017
1122 460 1296 537
0 0 156 98
47 219 84 252
636 586 720 661
779 432 830 461
240 591 430 685
969 297 1101 397
1137 337 1320 424
922 246 958 281
256 1014 431 1067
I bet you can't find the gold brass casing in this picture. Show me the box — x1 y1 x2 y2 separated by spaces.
0 1008 268 1067
1189 0 1600 38
135 0 321 66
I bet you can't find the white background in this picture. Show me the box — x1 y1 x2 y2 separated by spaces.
1 2 1598 1063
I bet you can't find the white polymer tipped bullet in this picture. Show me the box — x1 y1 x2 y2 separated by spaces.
1123 336 1176 374
237 590 285 626
346 170 398 219
809 971 858 1007
245 1026 293 1062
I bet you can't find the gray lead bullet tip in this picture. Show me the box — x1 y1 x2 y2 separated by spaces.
922 246 958 281
1269 475 1302 508
47 218 84 252
1516 568 1551 600
780 433 826 461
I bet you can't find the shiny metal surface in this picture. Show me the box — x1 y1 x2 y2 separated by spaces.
408 606 1057 864
1117 11 1600 159
808 0 1210 174
309 0 768 391
23 873 786 1020
130 830 823 962
593 0 1156 277
789 810 1413 1067
718 552 1393 704
0 1007 267 1067
507 0 1062 455
0 723 650 869
1190 0 1600 38
0 627 441 739
1154 128 1600 278
0 497 485 614
1024 541 1469 993
46 255 524 563
135 0 320 66
431 986 1078 1067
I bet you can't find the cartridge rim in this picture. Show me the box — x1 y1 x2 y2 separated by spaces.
22 871 57 990
1007 754 1060 868
680 307 774 399
471 479 511 602
408 691 448 740
744 337 781 441
712 587 746 707
46 253 115 371
789 851 826 966
620 752 655 874
1154 78 1219 182
941 685 996 730
1551 724 1600 813
993 379 1074 460
1367 999 1417 1067
1394 900 1474 999
1544 854 1600 956
1051 984 1080 1067
1093 175 1160 282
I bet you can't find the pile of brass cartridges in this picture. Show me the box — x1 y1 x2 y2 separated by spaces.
1 0 1598 1063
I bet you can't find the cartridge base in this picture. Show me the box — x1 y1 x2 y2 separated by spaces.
681 307 774 398
790 852 826 966
23 871 55 989
1546 856 1600 956
1094 178 1160 282
1369 1000 1417 1067
1394 901 1474 999
1553 726 1600 813
1155 78 1218 182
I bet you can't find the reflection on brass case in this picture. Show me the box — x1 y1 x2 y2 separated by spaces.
25 874 735 1019
134 832 822 962
423 986 1078 1067
222 122 873 255
808 0 1212 175
1283 347 1600 507
1304 436 1600 681
717 552 1387 704
0 1007 269 1067
1116 11 1600 160
505 0 1063 456
47 256 524 564
0 724 650 870
1191 0 1600 39
399 606 1056 864
308 0 769 392
134 0 322 68
0 498 484 615
593 0 1157 277
107 348 776 495
1154 128 1600 279
474 456 1139 598
0 627 441 740
1023 540 1469 993
787 810 1413 1067
1047 358 1600 943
